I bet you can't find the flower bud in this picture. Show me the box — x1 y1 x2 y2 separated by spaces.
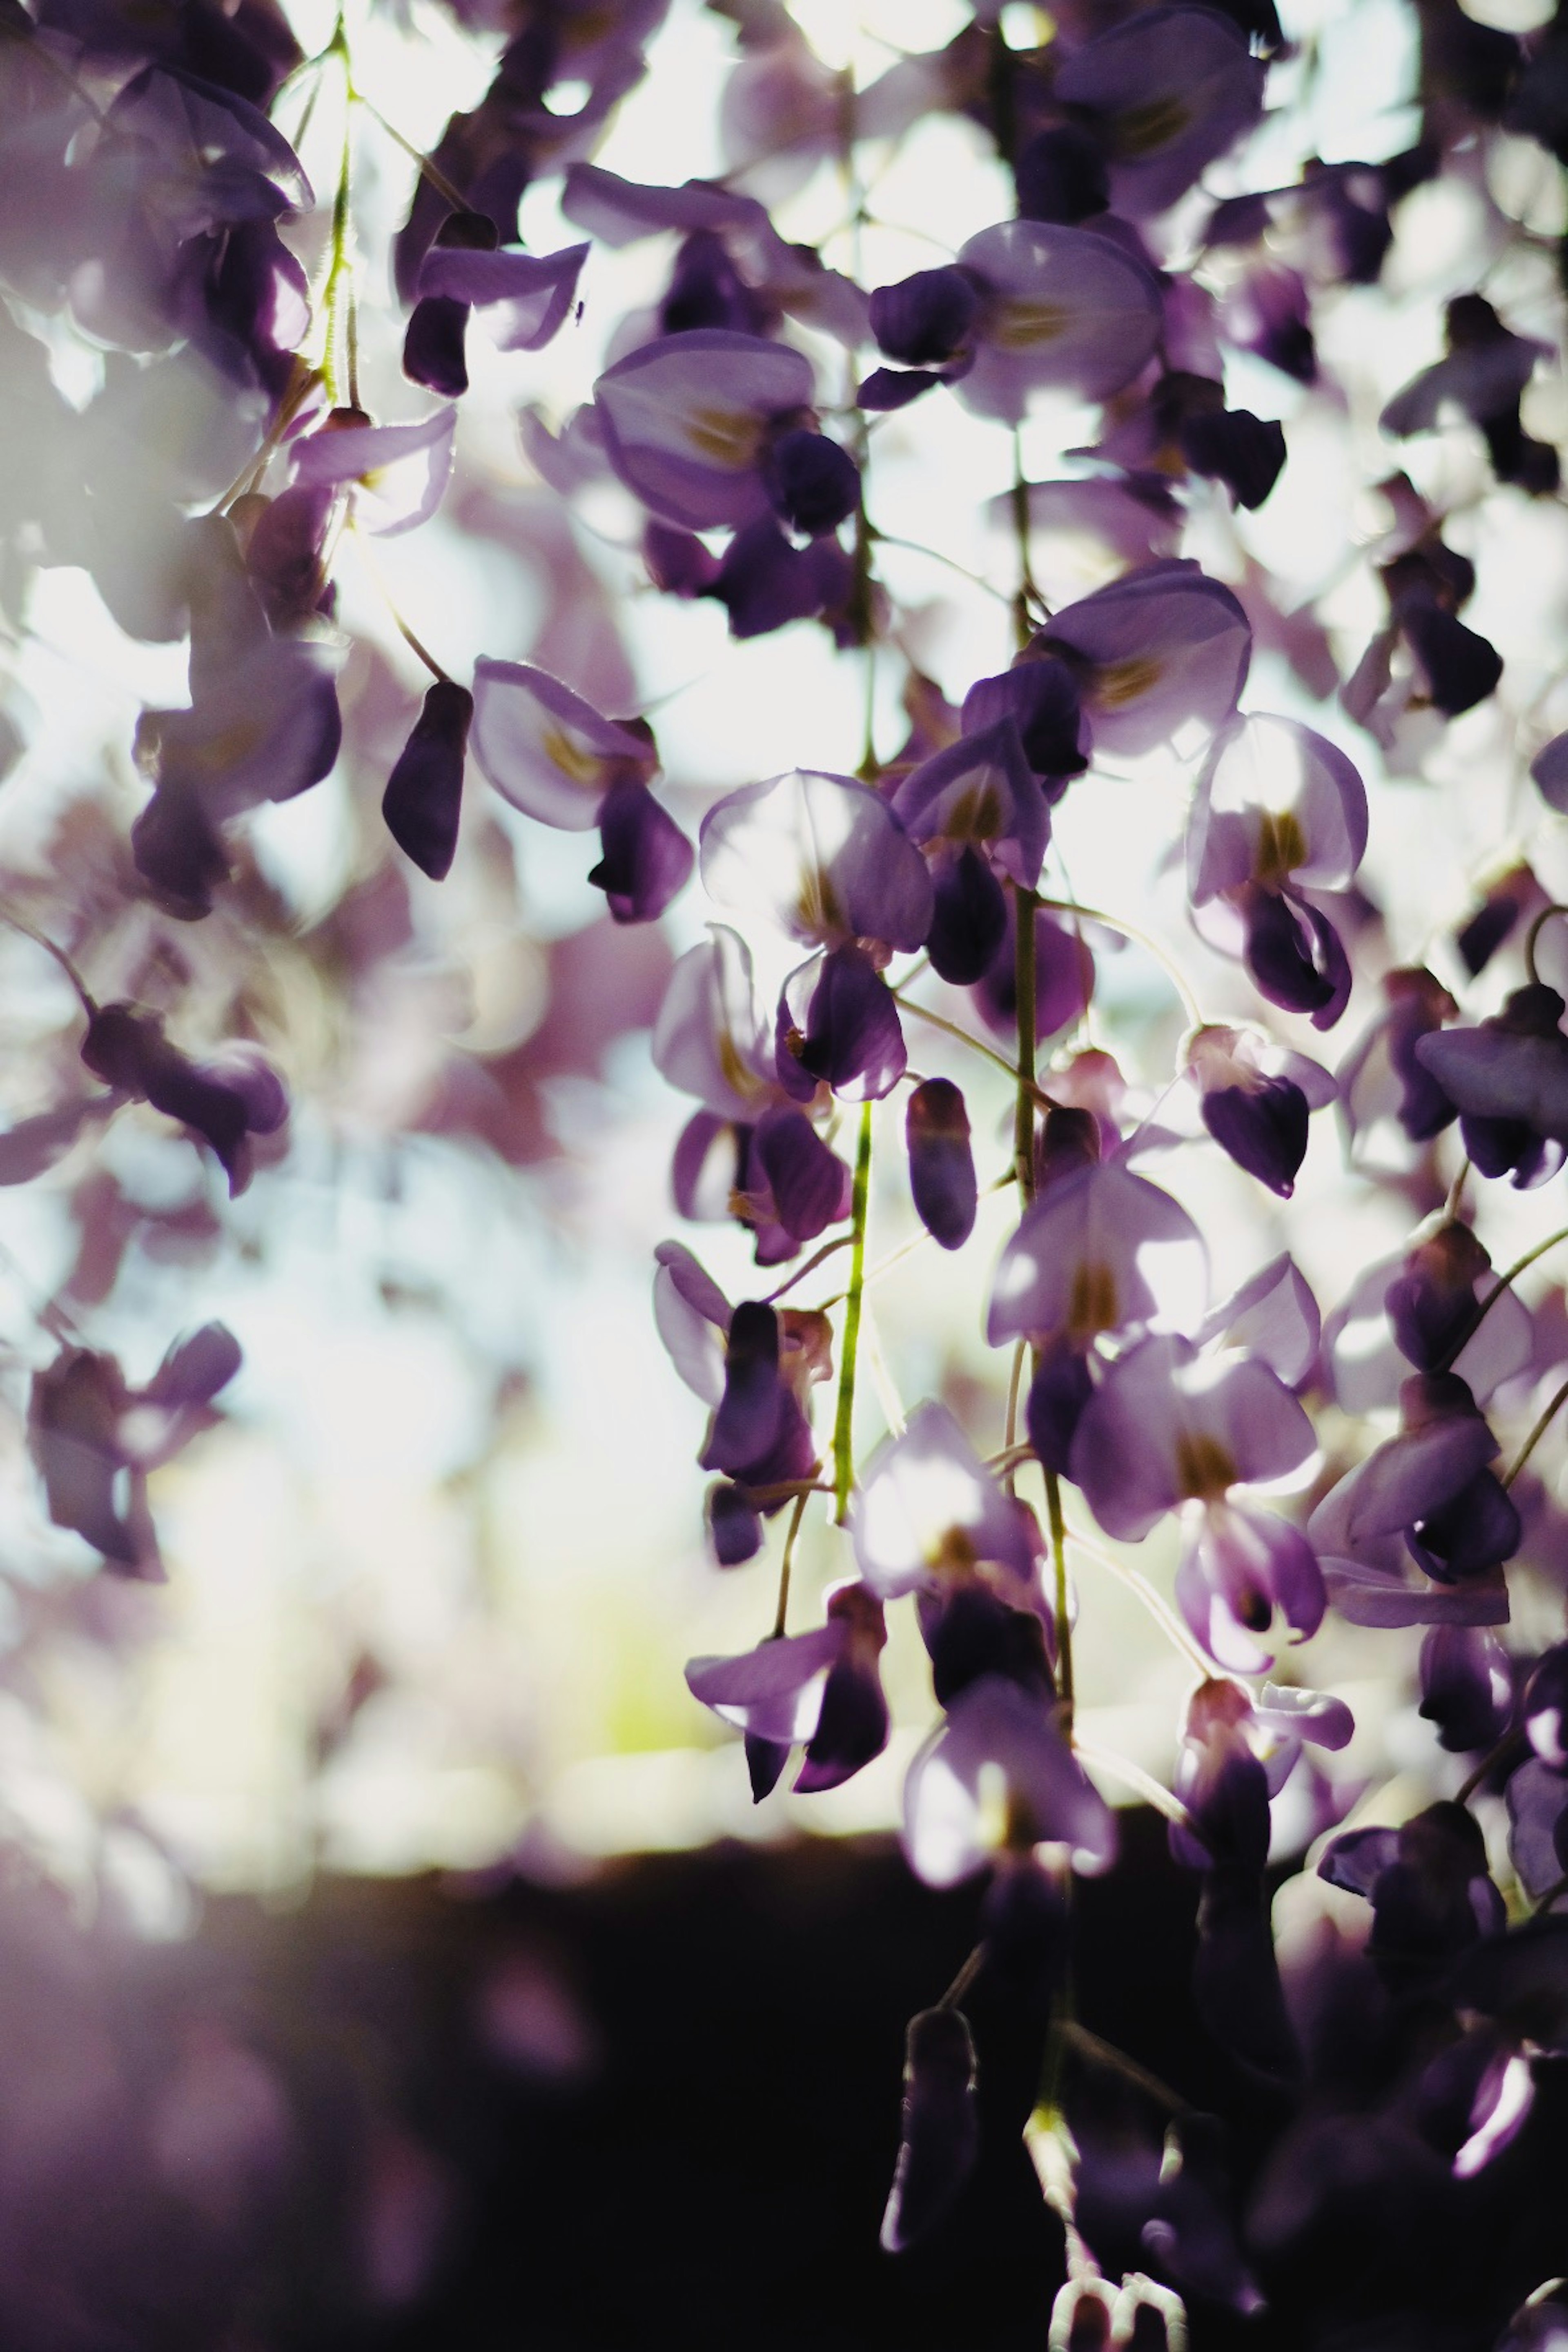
383 681 473 881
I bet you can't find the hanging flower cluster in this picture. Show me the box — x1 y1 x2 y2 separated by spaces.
11 0 1568 2335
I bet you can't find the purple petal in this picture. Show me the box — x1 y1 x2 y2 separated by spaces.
1531 731 1568 813
903 1675 1117 1885
987 1160 1207 1350
588 779 694 923
383 681 472 882
470 660 657 831
1040 560 1251 758
852 1400 1035 1601
905 1078 977 1250
953 220 1163 421
143 1322 242 1410
685 1621 844 1742
1054 7 1265 219
290 406 456 535
417 243 588 352
594 330 813 531
752 1104 851 1242
1188 713 1368 903
1199 1254 1320 1389
700 769 932 953
891 722 1048 889
879 2007 979 2253
776 945 907 1102
652 1239 731 1404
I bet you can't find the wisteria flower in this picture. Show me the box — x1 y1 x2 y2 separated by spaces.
1053 8 1266 221
851 1401 1036 1604
1035 560 1252 759
290 406 456 537
593 330 818 531
903 1674 1116 1886
987 1159 1207 1352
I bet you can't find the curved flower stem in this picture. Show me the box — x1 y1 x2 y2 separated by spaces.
1074 1738 1192 1831
938 1940 987 2011
1443 1157 1472 1223
1440 1224 1568 1370
831 1101 874 1523
351 89 471 213
1456 1725 1526 1805
0 907 96 1018
319 19 358 408
1055 2020 1191 2116
1065 1521 1213 1677
773 1491 809 1638
869 528 1014 606
1004 1339 1027 1474
1014 885 1039 1200
1046 1467 1074 1724
764 1234 854 1305
892 989 1051 1100
349 527 452 683
1036 895 1205 1031
1010 427 1042 647
1504 1371 1568 1489
1524 902 1568 985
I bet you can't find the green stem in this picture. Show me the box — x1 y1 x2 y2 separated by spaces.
1014 883 1038 1201
1440 1224 1568 1371
893 989 1049 1097
1010 429 1039 649
773 1491 808 1637
1046 1466 1074 1726
831 1102 874 1523
1504 1371 1568 1490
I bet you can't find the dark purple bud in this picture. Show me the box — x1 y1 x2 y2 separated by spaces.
869 266 979 367
1385 968 1459 1140
403 294 471 397
242 482 334 633
976 903 1094 1041
1201 1075 1310 1196
1525 1644 1568 1769
706 1482 764 1566
1385 1223 1491 1370
130 782 232 921
28 1348 143 1568
1014 124 1110 223
1419 1623 1511 1753
1025 1338 1094 1476
81 1004 283 1194
644 521 722 597
383 680 472 881
1406 1466 1520 1582
879 2006 979 2252
708 518 854 640
144 1323 243 1409
927 844 1008 985
745 1731 791 1801
905 1077 977 1250
1171 1682 1272 1875
855 365 945 411
1194 1866 1301 2083
661 229 769 337
752 1104 851 1243
1321 1800 1505 1991
776 944 906 1100
796 1585 889 1793
1179 407 1287 510
763 428 859 539
1241 884 1352 1029
701 1301 784 1476
1400 595 1503 716
1034 1104 1102 1192
962 658 1087 789
588 780 695 923
917 1583 1053 1709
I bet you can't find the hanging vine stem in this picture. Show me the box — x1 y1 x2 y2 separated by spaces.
773 1490 809 1639
1438 1222 1568 1371
892 989 1053 1100
1523 901 1568 985
1035 895 1205 1031
831 1101 874 1524
1065 1521 1213 1677
317 18 359 410
348 527 452 684
1504 1371 1568 1490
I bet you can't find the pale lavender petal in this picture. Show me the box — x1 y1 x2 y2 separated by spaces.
700 769 933 952
1189 714 1368 905
1055 8 1265 220
651 926 776 1119
1199 1254 1321 1389
1323 1251 1531 1416
1257 1684 1355 1751
594 330 813 531
903 1674 1116 1886
1040 560 1250 758
1531 731 1568 814
987 1160 1207 1350
686 1621 845 1742
290 407 456 535
653 1240 731 1403
1321 1556 1510 1626
891 722 1049 889
953 220 1163 421
851 1400 1035 1601
470 659 656 831
561 162 757 246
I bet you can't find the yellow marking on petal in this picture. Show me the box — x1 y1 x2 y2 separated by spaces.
541 726 604 789
793 865 847 939
1112 95 1193 159
1067 1260 1119 1341
991 299 1073 352
946 781 1004 841
688 407 766 467
927 1525 979 1579
1095 654 1165 709
1176 1431 1238 1502
1252 808 1307 888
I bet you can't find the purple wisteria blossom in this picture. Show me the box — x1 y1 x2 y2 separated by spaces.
1034 560 1252 759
